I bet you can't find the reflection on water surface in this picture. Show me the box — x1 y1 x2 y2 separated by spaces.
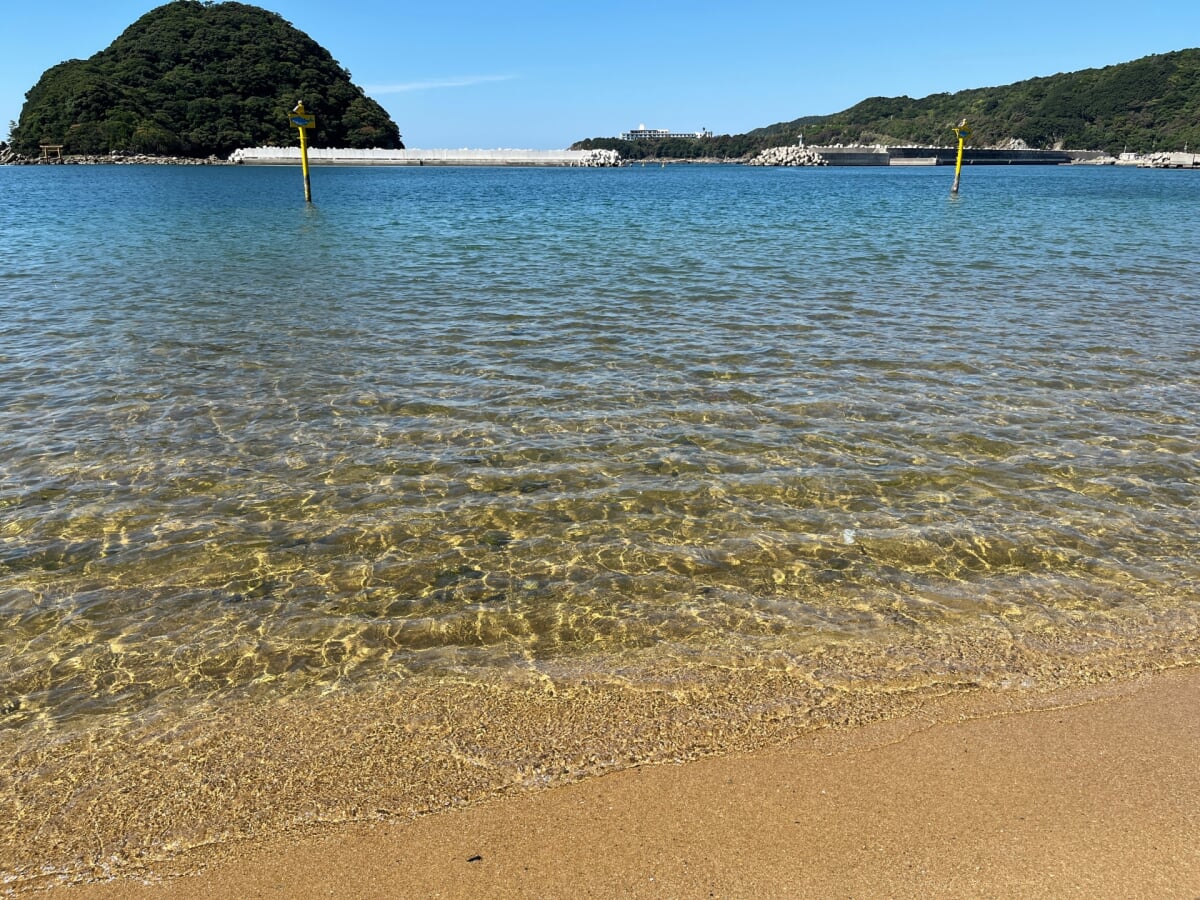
1 164 1197 887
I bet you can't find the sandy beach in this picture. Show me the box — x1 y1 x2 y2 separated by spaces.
38 666 1199 899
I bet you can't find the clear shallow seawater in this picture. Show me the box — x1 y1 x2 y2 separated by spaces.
1 163 1198 885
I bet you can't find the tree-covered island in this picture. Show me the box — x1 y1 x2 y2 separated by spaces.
8 0 402 158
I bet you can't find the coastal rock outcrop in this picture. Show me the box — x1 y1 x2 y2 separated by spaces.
0 144 24 165
746 145 827 166
2 151 225 166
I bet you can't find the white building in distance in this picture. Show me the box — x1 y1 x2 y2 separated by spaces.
621 124 714 140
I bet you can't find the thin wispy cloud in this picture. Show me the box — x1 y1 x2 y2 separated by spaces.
365 75 517 94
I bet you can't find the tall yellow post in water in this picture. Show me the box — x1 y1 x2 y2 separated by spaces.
289 101 317 203
951 119 970 195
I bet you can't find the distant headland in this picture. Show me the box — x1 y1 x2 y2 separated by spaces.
573 49 1200 161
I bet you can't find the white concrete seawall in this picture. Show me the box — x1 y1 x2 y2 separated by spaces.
229 147 621 167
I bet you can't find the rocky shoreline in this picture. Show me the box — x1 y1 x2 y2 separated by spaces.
4 142 1175 169
0 145 226 166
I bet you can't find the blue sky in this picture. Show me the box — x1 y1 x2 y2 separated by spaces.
3 1 1198 149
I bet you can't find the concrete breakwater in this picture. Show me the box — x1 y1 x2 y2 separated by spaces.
888 146 1075 165
229 147 622 167
1140 151 1200 169
746 145 896 167
748 144 1077 167
746 146 828 166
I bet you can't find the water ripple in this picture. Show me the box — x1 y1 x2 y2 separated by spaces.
1 163 1198 735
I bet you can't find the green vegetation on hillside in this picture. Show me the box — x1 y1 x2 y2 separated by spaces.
10 0 402 158
577 50 1200 158
753 50 1200 154
571 127 821 161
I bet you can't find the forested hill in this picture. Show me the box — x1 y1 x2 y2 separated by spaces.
574 49 1200 159
753 49 1200 153
9 1 402 158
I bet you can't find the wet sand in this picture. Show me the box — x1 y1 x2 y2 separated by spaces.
44 666 1200 899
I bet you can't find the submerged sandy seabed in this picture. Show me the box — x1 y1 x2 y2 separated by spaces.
18 663 1200 899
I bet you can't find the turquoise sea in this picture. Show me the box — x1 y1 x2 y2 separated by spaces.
2 162 1198 886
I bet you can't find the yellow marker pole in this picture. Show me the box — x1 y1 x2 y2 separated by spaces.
951 119 969 195
298 120 312 203
290 101 316 203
